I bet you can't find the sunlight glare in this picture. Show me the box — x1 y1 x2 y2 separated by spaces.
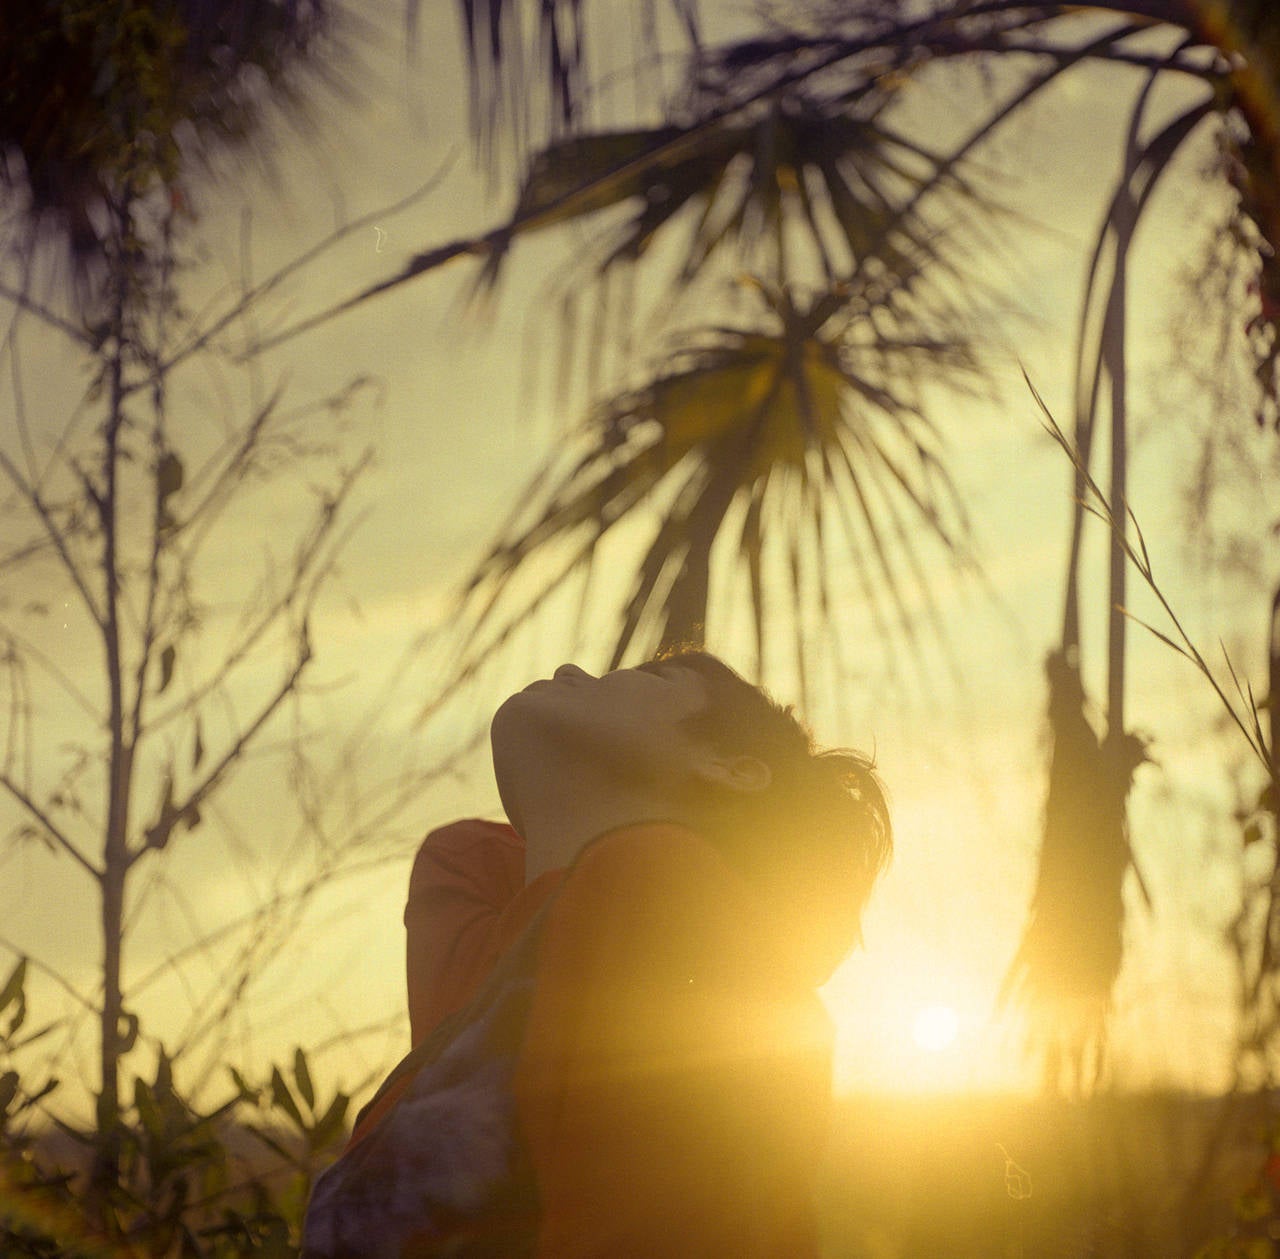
912 1003 960 1053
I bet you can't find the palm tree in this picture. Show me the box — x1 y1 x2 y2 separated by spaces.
258 0 1280 1082
442 0 1280 1088
440 274 981 713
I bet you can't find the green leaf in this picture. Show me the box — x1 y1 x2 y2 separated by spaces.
156 451 184 500
310 1092 350 1150
157 644 176 694
436 273 976 690
269 1066 304 1130
228 1065 258 1103
118 1009 140 1054
4 990 26 1039
23 1076 57 1108
155 1048 173 1095
0 1070 18 1115
293 1047 314 1111
135 1078 162 1136
0 957 26 1016
12 1018 62 1053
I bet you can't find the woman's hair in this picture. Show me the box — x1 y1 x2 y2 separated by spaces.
658 648 893 977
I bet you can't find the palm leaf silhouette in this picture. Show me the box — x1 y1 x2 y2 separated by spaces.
425 273 979 715
380 0 1280 1099
494 99 973 283
442 0 702 160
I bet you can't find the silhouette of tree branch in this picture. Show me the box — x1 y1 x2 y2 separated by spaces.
0 773 100 879
148 162 456 381
1030 369 1275 780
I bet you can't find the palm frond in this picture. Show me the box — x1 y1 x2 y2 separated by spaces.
259 1 1258 368
261 4 1051 353
446 0 703 163
422 273 980 710
484 94 997 304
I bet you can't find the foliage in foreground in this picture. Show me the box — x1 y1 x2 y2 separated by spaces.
0 958 348 1257
9 942 1280 1259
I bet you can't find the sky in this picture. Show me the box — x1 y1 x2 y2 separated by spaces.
1 2 1276 1116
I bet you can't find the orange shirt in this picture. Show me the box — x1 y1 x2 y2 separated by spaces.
404 818 833 1259
404 819 563 1043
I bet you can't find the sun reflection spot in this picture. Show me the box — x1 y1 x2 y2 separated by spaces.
912 1003 960 1052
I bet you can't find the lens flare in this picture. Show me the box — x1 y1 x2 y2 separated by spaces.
912 1003 960 1052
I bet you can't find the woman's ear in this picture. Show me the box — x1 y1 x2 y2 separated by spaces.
697 754 772 794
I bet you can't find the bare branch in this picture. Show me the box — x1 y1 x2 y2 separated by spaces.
0 534 57 573
147 448 372 734
0 445 104 630
245 7 1221 355
126 381 176 761
1027 367 1275 779
147 161 456 381
0 772 101 879
0 280 94 348
6 316 41 481
0 627 100 723
128 847 403 1004
175 381 286 542
0 933 96 1013
129 627 313 867
246 229 499 355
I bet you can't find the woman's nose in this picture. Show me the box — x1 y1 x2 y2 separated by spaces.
553 663 593 681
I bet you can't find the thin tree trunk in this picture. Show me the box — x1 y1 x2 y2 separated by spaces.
1270 583 1279 794
1103 181 1134 748
94 198 135 1196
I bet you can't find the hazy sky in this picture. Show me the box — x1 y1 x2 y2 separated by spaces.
1 2 1273 1112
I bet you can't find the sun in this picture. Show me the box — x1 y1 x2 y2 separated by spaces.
911 1002 960 1053
823 958 1009 1092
